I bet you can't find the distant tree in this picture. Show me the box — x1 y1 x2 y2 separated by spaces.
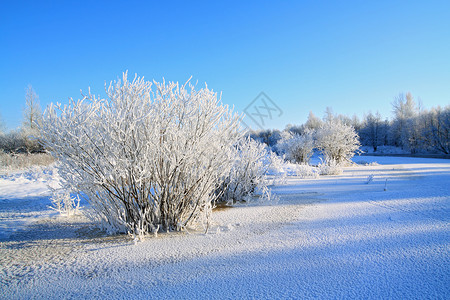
22 85 43 152
249 129 270 145
323 107 335 123
322 107 354 127
350 114 362 131
267 130 282 148
0 131 27 153
392 92 417 121
409 110 428 154
422 106 450 154
249 129 282 149
360 111 385 152
0 111 32 153
336 114 353 127
382 119 390 146
23 85 42 131
285 123 304 136
389 92 419 152
304 111 322 130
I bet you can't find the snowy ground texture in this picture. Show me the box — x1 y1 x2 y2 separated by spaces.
0 156 449 299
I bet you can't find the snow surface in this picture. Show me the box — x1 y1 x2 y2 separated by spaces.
0 156 449 299
0 167 60 240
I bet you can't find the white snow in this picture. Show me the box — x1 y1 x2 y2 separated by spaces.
1 156 449 299
0 167 58 240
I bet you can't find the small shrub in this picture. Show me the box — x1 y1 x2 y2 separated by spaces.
354 160 379 166
276 129 315 164
217 138 274 204
0 152 54 173
318 158 343 175
49 191 82 216
291 164 319 178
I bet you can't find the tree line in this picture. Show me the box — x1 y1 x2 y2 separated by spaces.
251 92 449 155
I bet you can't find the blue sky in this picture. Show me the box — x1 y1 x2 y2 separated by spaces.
1 0 449 131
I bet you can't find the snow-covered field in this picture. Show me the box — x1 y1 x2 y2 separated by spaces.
0 156 449 299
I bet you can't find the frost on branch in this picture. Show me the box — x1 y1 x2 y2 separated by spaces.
40 73 242 235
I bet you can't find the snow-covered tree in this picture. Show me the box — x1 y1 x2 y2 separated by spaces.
392 92 417 121
350 114 362 131
389 92 418 151
22 85 43 153
23 85 42 131
422 106 450 154
40 73 243 235
276 129 315 164
316 120 361 165
304 111 322 130
360 111 386 152
323 107 335 123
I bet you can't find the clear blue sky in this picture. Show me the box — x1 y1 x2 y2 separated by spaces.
1 0 449 131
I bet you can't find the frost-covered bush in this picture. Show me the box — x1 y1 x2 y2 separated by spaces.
276 129 315 164
291 163 319 178
265 151 289 185
217 138 274 204
316 120 360 165
317 158 342 175
265 155 319 184
40 73 242 235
